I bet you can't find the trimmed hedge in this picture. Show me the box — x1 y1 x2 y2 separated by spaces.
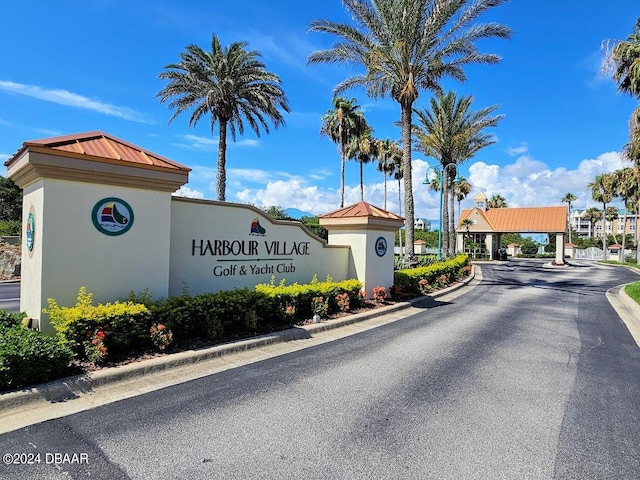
393 254 471 297
255 276 363 319
45 287 151 359
0 324 73 390
145 288 282 341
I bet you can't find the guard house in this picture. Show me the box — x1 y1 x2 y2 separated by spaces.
456 193 567 264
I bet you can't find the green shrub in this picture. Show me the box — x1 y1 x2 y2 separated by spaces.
44 287 151 359
394 254 470 297
255 277 363 320
0 326 73 390
0 220 21 236
0 310 25 330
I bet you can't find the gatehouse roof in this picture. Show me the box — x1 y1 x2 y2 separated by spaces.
458 206 567 233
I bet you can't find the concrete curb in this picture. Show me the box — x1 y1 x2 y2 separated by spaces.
0 267 478 412
606 283 640 347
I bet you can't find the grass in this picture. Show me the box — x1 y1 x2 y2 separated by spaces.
599 260 640 269
625 282 640 304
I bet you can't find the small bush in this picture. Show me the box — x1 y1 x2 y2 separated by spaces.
394 254 470 296
0 310 25 330
45 287 151 359
255 277 362 319
0 326 73 390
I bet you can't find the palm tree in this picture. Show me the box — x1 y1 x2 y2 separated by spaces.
346 126 376 201
320 97 368 207
375 138 402 210
561 193 578 244
613 168 639 257
308 0 511 258
487 194 508 209
157 34 290 201
603 18 640 163
589 173 617 259
460 217 474 255
414 91 502 255
455 177 472 221
583 207 602 240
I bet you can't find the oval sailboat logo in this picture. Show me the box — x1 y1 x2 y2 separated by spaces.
92 198 134 236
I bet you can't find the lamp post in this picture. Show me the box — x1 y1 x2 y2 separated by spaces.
423 163 460 260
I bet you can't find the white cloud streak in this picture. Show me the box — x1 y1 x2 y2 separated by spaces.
0 80 148 123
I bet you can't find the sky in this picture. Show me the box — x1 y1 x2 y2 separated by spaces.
1 1 638 226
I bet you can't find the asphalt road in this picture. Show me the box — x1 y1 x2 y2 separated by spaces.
0 281 19 313
1 260 639 479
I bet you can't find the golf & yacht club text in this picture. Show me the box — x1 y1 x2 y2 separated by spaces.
191 239 310 277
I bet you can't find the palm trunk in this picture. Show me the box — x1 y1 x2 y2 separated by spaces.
401 100 414 259
216 119 228 201
622 208 626 262
398 177 403 254
360 161 364 202
442 179 449 257
339 143 346 208
383 175 387 210
602 204 607 260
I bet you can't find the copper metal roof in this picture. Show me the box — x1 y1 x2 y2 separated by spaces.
4 131 191 172
319 201 404 220
459 206 567 233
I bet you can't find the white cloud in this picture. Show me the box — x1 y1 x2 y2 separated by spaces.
172 134 259 152
0 153 10 162
468 151 626 209
172 186 205 199
507 142 528 156
0 80 149 123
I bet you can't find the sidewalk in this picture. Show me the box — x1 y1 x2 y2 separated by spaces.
0 267 481 434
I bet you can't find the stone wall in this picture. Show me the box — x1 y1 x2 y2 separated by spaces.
0 243 21 279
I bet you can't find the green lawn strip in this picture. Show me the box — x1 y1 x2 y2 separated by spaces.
599 260 640 269
625 282 640 305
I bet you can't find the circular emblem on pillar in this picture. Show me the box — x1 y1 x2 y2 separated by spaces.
375 236 387 257
26 211 35 252
92 198 134 236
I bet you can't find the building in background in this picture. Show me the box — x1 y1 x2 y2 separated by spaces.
570 209 638 243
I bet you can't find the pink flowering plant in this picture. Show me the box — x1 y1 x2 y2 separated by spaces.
373 286 387 303
150 323 173 351
85 327 108 363
335 293 350 312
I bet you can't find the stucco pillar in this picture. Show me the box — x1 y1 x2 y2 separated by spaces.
5 132 190 332
319 202 404 298
555 233 565 265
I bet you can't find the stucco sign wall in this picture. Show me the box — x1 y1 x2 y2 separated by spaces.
169 198 351 296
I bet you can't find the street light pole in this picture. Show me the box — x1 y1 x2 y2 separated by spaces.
424 163 459 260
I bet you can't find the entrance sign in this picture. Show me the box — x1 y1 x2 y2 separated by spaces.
5 131 404 332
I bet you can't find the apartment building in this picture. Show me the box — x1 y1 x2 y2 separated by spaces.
570 209 638 241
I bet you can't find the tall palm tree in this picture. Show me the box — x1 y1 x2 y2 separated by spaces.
561 192 578 244
589 172 617 259
613 168 638 256
455 177 472 221
320 97 368 207
375 138 402 210
346 126 376 201
414 91 502 255
603 18 640 163
583 207 602 240
308 0 511 258
157 34 290 201
487 194 508 209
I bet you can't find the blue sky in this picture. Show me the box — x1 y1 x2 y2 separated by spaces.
1 1 638 224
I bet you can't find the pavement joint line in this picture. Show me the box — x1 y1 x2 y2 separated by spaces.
0 267 478 422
